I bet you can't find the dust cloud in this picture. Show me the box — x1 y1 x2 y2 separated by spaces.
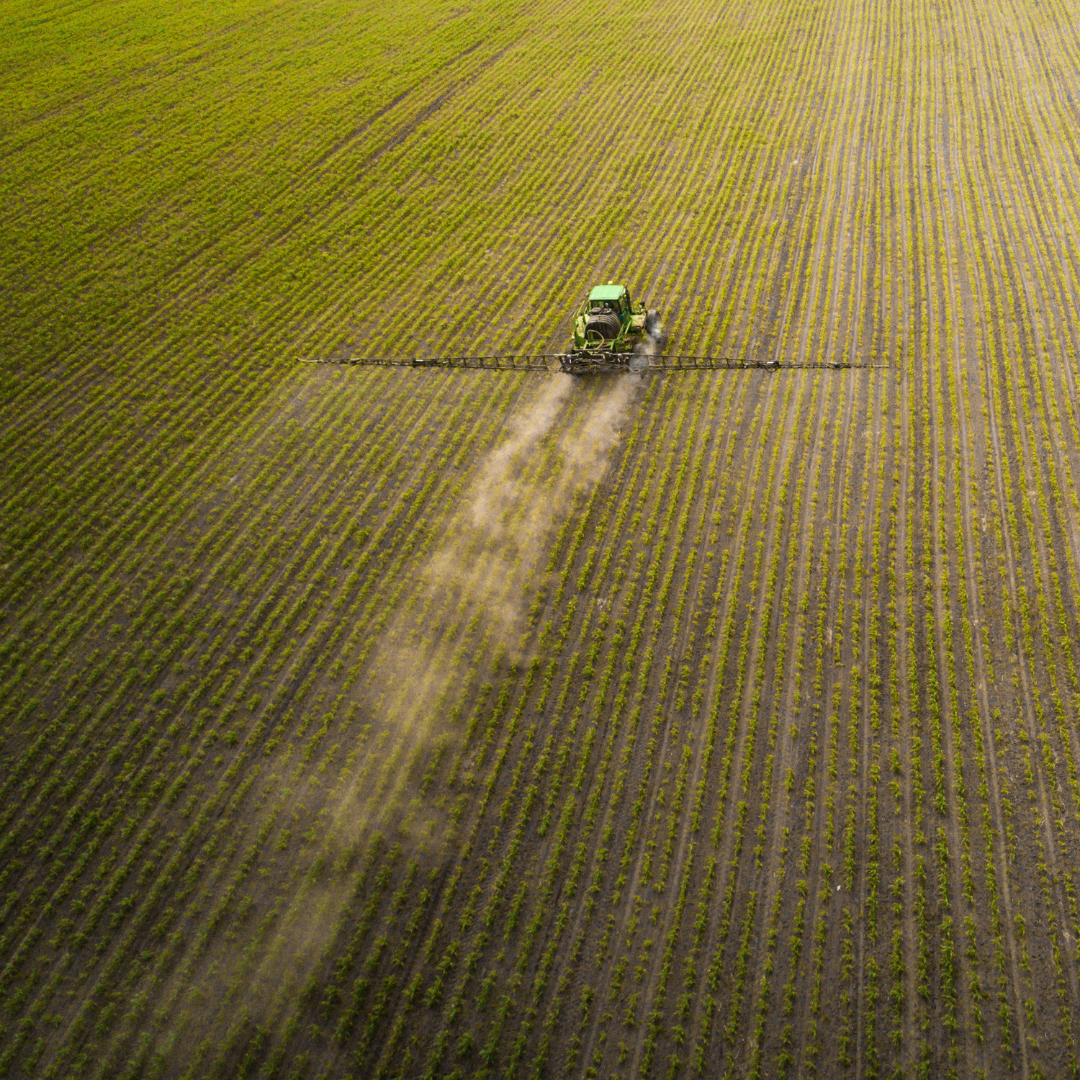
422 372 575 650
352 371 642 818
368 372 642 821
162 373 643 1066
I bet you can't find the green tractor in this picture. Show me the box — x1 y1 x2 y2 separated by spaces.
561 283 662 373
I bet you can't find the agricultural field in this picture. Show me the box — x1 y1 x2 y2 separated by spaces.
5 0 1080 1076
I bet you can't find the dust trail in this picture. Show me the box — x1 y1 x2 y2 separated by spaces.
468 373 575 534
352 372 643 840
561 369 639 475
427 371 640 657
420 372 575 650
159 374 642 1068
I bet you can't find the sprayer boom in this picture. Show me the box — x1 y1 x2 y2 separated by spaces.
299 353 885 373
300 284 890 372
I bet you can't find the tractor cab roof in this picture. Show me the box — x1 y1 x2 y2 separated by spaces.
588 284 628 302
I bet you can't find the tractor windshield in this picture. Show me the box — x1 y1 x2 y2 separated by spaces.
589 295 625 315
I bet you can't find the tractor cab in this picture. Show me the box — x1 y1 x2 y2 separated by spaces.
587 284 631 320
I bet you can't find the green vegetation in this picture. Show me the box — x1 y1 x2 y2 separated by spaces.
4 0 1080 1076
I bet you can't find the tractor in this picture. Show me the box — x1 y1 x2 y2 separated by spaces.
561 284 662 373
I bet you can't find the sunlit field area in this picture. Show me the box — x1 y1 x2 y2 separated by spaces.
6 0 1080 1076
